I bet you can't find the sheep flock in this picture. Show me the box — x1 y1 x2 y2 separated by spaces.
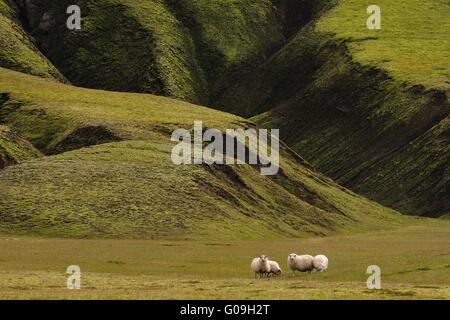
251 253 328 278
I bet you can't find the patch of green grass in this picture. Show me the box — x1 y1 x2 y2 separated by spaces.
0 125 41 169
0 67 409 239
316 0 450 90
0 223 449 299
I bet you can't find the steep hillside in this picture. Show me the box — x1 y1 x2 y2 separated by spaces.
216 0 450 217
316 0 450 90
0 0 64 80
2 0 448 219
0 67 404 239
11 0 285 104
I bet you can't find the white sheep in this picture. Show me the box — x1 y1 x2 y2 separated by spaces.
251 255 271 278
313 255 328 272
287 253 314 274
268 260 282 276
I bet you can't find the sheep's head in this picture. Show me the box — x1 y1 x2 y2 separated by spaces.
276 269 282 275
288 253 297 261
259 255 268 263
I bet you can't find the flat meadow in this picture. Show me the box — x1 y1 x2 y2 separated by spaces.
0 221 449 300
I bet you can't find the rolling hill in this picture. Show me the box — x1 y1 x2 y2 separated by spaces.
5 0 447 218
0 67 406 239
216 0 450 217
0 0 447 240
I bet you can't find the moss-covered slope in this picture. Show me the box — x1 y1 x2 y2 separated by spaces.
0 67 405 239
13 0 285 104
0 0 64 80
215 1 450 217
0 123 40 169
2 0 447 219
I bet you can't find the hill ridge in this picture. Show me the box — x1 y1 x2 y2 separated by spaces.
0 67 405 239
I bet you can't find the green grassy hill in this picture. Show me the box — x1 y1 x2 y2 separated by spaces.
215 0 450 217
0 67 406 239
12 0 285 104
0 0 64 80
0 0 447 238
316 0 450 90
12 0 447 218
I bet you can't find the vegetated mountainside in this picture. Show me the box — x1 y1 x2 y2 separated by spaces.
216 0 450 217
0 122 41 169
0 0 64 80
0 67 406 239
2 0 448 219
7 0 289 105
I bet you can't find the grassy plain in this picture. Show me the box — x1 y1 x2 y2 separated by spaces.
0 222 449 299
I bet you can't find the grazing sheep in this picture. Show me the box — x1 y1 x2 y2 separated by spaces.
287 253 298 273
251 255 271 278
268 260 282 276
287 253 314 274
313 255 329 272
